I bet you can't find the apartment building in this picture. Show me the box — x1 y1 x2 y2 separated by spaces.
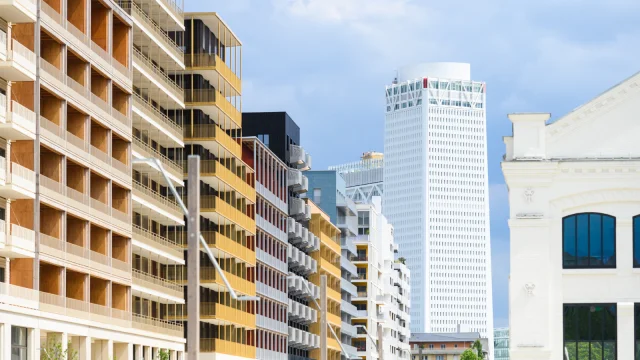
242 112 321 360
0 0 186 356
353 197 411 359
172 13 257 359
494 327 509 360
242 136 289 360
329 151 384 205
305 170 362 359
410 332 489 360
503 71 640 360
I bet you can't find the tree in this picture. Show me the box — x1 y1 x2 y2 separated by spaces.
41 340 78 360
461 349 479 360
157 349 170 360
397 257 406 265
473 339 485 360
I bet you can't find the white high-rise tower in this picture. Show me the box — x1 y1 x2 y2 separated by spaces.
383 63 493 347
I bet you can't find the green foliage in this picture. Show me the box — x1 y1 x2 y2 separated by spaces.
461 349 479 360
397 257 406 264
473 339 484 360
40 340 78 360
157 349 170 360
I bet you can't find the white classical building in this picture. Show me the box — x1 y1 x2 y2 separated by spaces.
383 62 493 348
503 71 640 360
352 197 411 360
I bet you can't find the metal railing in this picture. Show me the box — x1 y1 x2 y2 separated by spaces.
132 313 183 336
132 268 183 293
121 1 183 61
132 180 181 213
132 136 182 175
133 47 183 101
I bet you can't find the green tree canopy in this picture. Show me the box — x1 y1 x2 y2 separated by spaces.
461 349 479 360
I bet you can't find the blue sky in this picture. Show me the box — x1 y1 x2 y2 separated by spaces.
188 0 640 328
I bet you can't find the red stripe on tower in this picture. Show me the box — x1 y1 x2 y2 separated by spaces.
423 78 428 88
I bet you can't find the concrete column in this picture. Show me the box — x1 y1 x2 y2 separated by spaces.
29 327 40 360
320 275 327 360
1 323 11 360
107 339 114 360
144 345 152 359
79 336 91 360
618 302 634 360
134 344 143 360
187 155 200 360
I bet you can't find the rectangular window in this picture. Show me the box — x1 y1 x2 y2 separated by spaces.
313 188 321 204
11 326 28 360
564 304 616 360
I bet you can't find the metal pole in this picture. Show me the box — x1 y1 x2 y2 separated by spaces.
187 155 200 360
320 275 327 360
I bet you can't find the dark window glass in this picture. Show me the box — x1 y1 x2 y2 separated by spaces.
11 326 28 360
563 213 616 269
564 304 616 360
634 216 640 267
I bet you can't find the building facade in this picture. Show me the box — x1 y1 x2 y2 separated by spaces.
494 327 508 360
329 152 384 205
352 197 411 359
175 13 258 359
503 72 640 360
242 112 322 360
383 62 493 348
305 170 361 359
0 0 187 356
410 332 488 360
243 136 289 360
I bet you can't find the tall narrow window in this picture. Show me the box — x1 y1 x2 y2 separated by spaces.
633 216 640 267
313 188 321 205
562 213 616 269
11 326 28 360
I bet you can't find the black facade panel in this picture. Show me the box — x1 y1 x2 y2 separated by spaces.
242 112 301 164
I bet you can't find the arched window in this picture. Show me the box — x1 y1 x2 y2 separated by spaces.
563 213 616 269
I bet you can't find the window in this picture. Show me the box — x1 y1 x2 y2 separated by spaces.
564 304 616 360
257 134 270 148
11 326 28 360
313 188 321 204
428 344 434 349
633 216 640 267
635 304 640 360
440 344 445 349
436 356 444 360
563 213 616 268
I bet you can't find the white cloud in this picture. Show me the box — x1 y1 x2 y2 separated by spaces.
272 0 416 24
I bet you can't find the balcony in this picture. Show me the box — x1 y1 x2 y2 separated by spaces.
288 217 302 240
200 339 255 358
0 100 36 140
200 230 255 266
185 53 241 92
199 266 255 296
183 195 254 233
132 268 184 302
341 256 357 276
288 243 317 275
341 278 357 297
256 349 287 360
289 144 311 171
288 327 320 350
256 247 287 274
289 197 310 221
0 282 38 309
132 180 184 225
257 314 287 334
188 160 255 201
287 275 319 300
132 136 183 185
0 39 36 81
132 313 183 337
168 302 256 329
132 225 184 264
256 213 286 242
341 236 357 256
0 162 35 199
132 94 182 147
256 281 287 304
132 47 184 106
288 298 317 325
184 89 241 128
341 321 357 337
256 181 287 213
183 123 241 157
287 168 308 193
121 1 184 67
341 299 359 318
0 223 34 258
0 0 35 22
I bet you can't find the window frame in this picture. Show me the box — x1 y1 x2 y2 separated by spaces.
562 212 616 269
563 303 617 360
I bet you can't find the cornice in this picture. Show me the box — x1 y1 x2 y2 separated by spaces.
551 188 640 210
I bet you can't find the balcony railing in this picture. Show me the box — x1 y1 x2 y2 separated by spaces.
183 159 254 200
133 93 182 140
121 1 184 63
133 180 181 214
133 47 183 102
182 124 240 155
132 268 183 298
132 136 183 176
182 194 254 231
132 313 183 337
10 100 36 134
10 39 36 72
184 53 241 91
133 224 183 258
200 339 255 357
183 89 241 126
